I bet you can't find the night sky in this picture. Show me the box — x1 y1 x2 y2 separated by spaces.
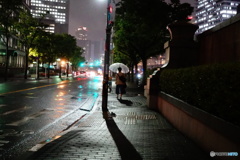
68 0 195 41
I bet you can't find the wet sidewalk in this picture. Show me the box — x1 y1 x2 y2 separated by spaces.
18 82 210 160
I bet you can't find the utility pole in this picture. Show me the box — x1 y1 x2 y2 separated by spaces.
102 0 114 118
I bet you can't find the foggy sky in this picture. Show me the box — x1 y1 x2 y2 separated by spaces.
68 0 195 41
69 0 107 41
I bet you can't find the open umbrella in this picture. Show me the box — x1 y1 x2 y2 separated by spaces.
109 63 129 73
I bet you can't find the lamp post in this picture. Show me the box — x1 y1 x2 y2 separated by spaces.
102 0 114 118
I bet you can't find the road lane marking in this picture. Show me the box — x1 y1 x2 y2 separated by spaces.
25 96 38 98
0 130 34 150
0 140 9 150
0 106 31 116
0 104 7 108
6 109 54 126
0 80 70 96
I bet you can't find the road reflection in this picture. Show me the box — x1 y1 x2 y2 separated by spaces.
57 84 66 89
0 76 104 159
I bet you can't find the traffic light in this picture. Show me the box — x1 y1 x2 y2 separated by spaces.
187 16 193 21
107 5 113 23
79 62 85 67
108 5 113 13
89 62 93 67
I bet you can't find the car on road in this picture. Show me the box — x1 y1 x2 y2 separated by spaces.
73 70 87 77
79 71 87 77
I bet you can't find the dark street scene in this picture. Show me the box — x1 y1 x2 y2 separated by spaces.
0 0 240 160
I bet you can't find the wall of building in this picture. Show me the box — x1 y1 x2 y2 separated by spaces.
197 14 240 65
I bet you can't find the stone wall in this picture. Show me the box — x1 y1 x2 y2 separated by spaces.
145 74 240 160
197 14 240 65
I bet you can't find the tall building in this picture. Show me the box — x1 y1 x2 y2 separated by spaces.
89 40 104 62
75 26 104 63
76 26 88 40
195 0 240 34
75 26 89 62
30 0 69 33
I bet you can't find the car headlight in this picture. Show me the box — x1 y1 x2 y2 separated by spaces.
137 74 142 78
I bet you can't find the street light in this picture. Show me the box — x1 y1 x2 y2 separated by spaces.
102 0 114 118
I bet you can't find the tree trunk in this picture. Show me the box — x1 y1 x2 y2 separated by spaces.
47 61 50 78
4 36 9 81
66 61 69 78
36 58 39 80
24 50 29 79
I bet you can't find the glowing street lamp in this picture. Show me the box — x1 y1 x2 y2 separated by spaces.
61 60 65 66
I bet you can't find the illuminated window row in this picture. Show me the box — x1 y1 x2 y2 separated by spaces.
31 0 67 24
195 0 240 34
220 9 237 14
32 3 66 9
31 0 66 3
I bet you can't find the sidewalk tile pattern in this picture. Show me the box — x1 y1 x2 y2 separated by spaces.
21 83 210 160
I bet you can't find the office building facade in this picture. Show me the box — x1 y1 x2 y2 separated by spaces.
0 0 31 70
75 26 104 63
195 0 240 34
30 0 69 33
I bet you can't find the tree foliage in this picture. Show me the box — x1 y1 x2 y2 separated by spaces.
54 33 78 61
53 33 85 71
0 0 23 80
70 46 85 71
34 32 57 64
113 0 193 85
14 10 49 79
169 0 194 21
35 33 85 76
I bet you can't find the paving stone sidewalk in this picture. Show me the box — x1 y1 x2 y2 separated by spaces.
19 82 211 160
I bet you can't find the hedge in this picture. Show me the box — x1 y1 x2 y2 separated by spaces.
159 62 240 126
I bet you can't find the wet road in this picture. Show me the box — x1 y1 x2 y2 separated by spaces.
0 76 102 159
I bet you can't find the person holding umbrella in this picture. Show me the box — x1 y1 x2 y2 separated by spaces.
115 67 126 100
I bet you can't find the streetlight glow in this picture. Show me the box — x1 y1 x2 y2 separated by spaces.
61 61 65 66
